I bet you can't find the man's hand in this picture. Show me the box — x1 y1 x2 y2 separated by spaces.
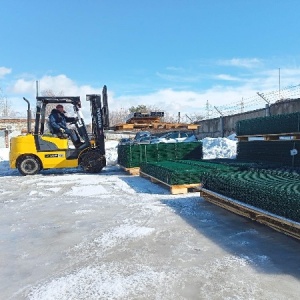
59 128 65 133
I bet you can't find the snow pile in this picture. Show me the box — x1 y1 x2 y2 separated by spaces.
104 140 119 165
0 148 9 162
202 137 237 159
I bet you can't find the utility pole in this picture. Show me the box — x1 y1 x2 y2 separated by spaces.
36 80 39 97
278 68 281 101
206 100 210 119
240 97 244 113
214 106 224 137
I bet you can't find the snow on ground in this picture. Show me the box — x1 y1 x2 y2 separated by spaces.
1 137 300 300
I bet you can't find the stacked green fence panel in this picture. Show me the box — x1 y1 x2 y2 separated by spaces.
118 142 203 168
140 160 237 185
140 161 201 185
202 169 300 223
140 159 300 222
237 140 300 168
236 112 300 136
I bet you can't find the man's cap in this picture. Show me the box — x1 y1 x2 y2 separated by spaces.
56 104 66 113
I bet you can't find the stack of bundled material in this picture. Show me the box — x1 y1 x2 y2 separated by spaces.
140 160 236 185
237 140 300 167
236 112 300 168
202 169 300 223
117 144 142 168
236 112 300 136
140 161 201 185
157 143 178 161
140 159 300 222
118 142 203 168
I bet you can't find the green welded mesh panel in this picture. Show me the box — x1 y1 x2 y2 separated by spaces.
237 141 300 168
140 160 237 185
236 112 300 136
202 169 300 223
140 159 300 222
117 142 203 168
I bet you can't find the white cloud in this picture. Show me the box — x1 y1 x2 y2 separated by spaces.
156 72 200 82
4 67 300 121
8 74 108 122
215 74 241 81
112 88 246 117
11 78 36 94
0 66 12 78
218 58 262 68
11 74 104 96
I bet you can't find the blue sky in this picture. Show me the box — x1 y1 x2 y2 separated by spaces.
1 0 300 120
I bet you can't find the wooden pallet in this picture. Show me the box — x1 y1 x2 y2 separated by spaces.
200 188 300 241
120 166 140 175
140 171 201 194
237 132 300 142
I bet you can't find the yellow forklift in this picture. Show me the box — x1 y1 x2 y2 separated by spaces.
9 85 109 175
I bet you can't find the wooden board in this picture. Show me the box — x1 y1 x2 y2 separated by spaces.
120 166 140 175
200 188 300 241
114 122 199 131
237 132 300 142
140 171 201 194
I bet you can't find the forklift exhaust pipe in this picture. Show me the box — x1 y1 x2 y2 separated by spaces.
23 97 32 133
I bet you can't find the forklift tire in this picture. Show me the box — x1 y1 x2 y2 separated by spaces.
80 150 106 173
17 155 41 176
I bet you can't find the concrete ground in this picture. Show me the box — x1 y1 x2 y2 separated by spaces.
1 166 300 300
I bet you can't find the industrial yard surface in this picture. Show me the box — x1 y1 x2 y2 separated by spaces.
0 140 299 300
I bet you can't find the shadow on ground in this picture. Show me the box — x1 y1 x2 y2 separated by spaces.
120 174 300 279
161 196 300 279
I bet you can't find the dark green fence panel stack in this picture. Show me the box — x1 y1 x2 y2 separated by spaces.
237 140 300 167
202 169 300 223
140 159 300 222
140 161 201 185
118 142 203 168
140 160 239 185
236 112 300 136
157 143 177 161
117 144 142 168
236 112 300 168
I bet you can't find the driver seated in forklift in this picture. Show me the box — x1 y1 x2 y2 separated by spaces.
49 104 82 148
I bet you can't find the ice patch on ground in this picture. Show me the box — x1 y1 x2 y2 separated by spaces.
73 209 95 215
29 264 173 300
94 224 155 250
66 184 109 196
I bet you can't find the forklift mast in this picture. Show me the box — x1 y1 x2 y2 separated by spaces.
87 85 109 154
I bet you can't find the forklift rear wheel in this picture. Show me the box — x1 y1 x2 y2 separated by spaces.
17 155 41 176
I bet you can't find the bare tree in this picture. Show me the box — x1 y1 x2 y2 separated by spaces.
109 108 130 126
41 89 64 97
185 113 205 123
0 88 19 117
40 89 65 116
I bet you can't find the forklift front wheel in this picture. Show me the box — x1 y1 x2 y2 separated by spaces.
17 155 41 176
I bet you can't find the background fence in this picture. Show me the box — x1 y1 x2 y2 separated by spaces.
195 84 300 138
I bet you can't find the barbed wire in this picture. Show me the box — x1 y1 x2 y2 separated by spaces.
202 84 300 119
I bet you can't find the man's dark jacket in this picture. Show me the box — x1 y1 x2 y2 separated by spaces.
49 109 75 133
